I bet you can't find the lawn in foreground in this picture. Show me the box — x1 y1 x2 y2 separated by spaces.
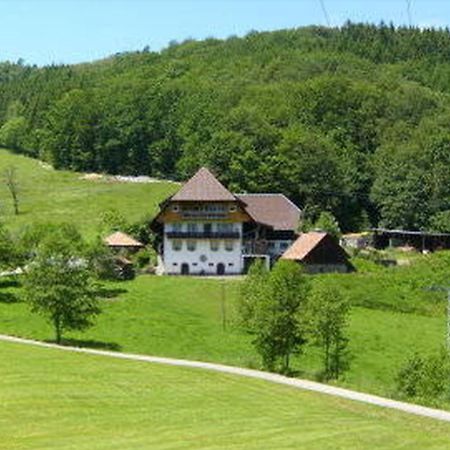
0 149 177 236
2 340 450 450
0 276 446 400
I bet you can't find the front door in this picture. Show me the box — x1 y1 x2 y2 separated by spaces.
181 263 190 275
217 263 225 275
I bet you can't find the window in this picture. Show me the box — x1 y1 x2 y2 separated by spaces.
187 223 197 233
228 263 234 267
172 240 182 251
217 223 233 233
225 240 234 252
229 205 237 212
207 204 226 212
172 204 179 212
172 223 182 232
280 242 289 250
210 240 219 252
187 240 197 252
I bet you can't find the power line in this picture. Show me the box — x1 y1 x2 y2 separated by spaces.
406 0 412 27
319 0 331 27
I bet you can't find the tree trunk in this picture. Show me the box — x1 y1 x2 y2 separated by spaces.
284 352 290 374
12 193 19 215
324 337 330 379
54 316 62 344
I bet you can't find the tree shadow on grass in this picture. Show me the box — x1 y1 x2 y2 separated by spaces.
45 338 122 352
0 292 19 304
95 286 128 300
0 278 20 289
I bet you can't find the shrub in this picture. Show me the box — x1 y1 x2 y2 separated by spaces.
134 248 152 269
396 349 450 405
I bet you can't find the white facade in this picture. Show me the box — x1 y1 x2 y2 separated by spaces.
163 222 243 275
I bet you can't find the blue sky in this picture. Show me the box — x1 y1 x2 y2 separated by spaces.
1 0 449 66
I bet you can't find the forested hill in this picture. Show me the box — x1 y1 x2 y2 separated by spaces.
3 22 450 232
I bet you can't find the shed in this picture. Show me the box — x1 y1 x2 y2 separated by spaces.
340 232 372 249
104 231 144 253
281 232 354 273
372 229 450 252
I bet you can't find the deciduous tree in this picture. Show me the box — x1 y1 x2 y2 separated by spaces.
24 225 101 344
309 283 350 380
239 259 309 374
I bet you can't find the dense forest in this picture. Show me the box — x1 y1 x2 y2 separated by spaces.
2 22 450 232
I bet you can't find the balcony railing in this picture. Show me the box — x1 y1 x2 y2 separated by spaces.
166 231 240 239
180 211 229 219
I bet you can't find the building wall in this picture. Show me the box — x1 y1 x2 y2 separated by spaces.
163 222 243 275
304 263 350 274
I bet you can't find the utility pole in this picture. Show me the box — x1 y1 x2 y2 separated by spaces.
446 289 450 351
319 0 331 27
221 280 226 332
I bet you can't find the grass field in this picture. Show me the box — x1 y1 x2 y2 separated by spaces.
0 275 446 402
2 340 450 450
0 149 177 236
1 148 448 411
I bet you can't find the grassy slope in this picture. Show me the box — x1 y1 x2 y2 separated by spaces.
2 340 450 450
0 276 445 400
0 148 447 406
0 149 178 237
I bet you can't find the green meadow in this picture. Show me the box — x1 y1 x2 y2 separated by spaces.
0 149 177 237
0 275 446 402
0 148 449 410
2 340 450 450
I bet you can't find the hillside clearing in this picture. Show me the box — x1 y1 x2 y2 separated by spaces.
0 149 177 237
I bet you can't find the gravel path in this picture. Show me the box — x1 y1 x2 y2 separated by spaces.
2 333 450 423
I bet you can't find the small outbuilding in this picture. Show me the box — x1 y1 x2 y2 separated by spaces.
281 232 354 273
104 231 144 253
340 232 372 249
372 228 450 252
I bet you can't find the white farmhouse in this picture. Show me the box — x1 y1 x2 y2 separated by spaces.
152 167 301 275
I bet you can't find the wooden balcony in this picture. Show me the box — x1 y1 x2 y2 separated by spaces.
180 211 229 219
166 231 240 239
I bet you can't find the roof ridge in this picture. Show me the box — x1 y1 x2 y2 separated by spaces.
172 167 236 202
236 193 302 212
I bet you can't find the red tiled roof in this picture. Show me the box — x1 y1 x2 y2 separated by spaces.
281 232 327 260
236 194 301 231
104 232 144 248
171 167 236 202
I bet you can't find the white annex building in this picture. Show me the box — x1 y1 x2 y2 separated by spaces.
152 167 301 275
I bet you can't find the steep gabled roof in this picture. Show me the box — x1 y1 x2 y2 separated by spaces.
236 194 301 231
104 231 144 248
281 232 328 261
171 167 236 202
